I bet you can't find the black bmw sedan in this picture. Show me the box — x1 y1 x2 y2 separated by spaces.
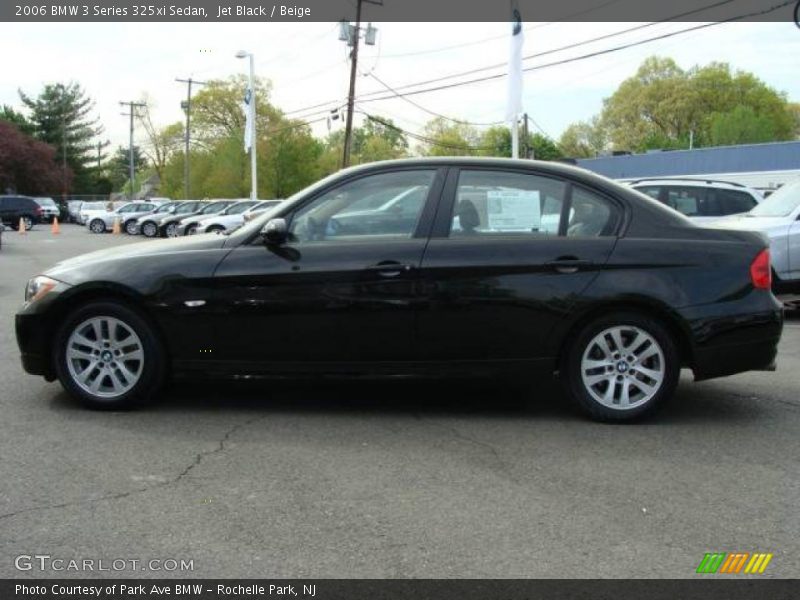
16 158 783 421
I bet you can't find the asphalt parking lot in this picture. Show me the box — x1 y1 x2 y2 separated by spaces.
0 224 798 579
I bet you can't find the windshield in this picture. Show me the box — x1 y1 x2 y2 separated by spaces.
200 201 230 214
154 203 176 213
223 201 257 215
749 180 800 217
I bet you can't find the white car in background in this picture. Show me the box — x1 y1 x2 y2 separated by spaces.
195 200 282 234
78 201 112 225
710 179 800 293
86 200 166 234
628 178 763 224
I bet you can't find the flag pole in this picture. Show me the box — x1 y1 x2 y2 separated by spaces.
507 1 523 159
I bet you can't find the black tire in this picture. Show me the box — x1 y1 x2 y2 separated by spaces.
165 222 179 238
54 301 167 410
206 225 225 234
141 221 158 238
22 216 34 231
89 218 106 234
561 311 679 422
185 224 197 236
124 219 138 235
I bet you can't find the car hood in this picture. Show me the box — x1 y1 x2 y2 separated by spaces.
45 234 228 283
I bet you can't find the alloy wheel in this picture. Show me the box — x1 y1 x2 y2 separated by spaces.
142 222 157 237
23 216 33 230
65 316 144 399
125 220 138 235
580 325 665 410
166 223 178 237
90 220 105 234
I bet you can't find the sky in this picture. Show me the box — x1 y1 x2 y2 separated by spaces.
0 20 798 152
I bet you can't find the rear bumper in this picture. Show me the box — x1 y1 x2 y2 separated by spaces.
681 292 783 381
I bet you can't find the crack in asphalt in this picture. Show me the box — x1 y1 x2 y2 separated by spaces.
0 415 266 523
412 411 505 466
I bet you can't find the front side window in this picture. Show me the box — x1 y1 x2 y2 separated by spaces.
289 170 435 243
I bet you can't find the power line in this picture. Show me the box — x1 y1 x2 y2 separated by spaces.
282 0 751 119
354 0 794 106
367 72 504 127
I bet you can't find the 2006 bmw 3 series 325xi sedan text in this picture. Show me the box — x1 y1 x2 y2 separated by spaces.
16 158 783 421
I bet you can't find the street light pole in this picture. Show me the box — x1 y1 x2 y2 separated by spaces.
120 101 147 200
237 51 258 201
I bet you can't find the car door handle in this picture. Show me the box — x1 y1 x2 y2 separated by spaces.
366 262 414 277
544 258 593 274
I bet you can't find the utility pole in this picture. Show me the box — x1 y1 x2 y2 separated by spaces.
339 1 379 169
61 110 68 202
176 77 207 199
120 101 147 200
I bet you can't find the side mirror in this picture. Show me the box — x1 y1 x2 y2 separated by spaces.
261 218 288 245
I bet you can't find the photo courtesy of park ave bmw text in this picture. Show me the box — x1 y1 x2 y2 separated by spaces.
0 0 798 598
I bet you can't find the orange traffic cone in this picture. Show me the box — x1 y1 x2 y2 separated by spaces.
112 217 121 234
51 216 60 234
18 217 26 235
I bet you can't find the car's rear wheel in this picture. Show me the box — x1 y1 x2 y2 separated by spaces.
141 221 158 238
54 302 166 410
185 224 197 235
165 222 179 238
124 220 138 235
562 312 679 422
206 225 225 234
89 219 106 234
22 216 34 231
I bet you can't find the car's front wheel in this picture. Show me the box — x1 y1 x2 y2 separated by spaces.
124 220 139 235
22 216 34 231
141 221 158 238
89 219 106 234
562 312 679 422
54 302 166 410
165 222 179 238
206 225 225 234
185 224 198 235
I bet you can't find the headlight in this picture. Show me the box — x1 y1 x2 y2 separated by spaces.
25 276 59 303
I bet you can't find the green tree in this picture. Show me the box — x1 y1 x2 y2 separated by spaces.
475 126 563 160
419 118 481 156
19 82 105 193
583 56 796 152
559 117 608 158
107 145 148 192
0 105 34 135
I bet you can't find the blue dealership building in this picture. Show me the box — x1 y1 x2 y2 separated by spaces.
575 140 800 192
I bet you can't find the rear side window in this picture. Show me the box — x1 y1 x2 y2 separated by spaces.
450 171 566 237
663 187 705 216
712 189 758 216
449 170 617 238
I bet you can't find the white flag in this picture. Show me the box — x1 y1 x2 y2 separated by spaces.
243 87 253 152
506 2 524 122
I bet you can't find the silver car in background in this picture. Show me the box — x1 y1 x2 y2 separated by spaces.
710 179 800 292
86 200 166 234
193 200 281 234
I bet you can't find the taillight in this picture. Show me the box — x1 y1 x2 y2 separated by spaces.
750 249 771 290
35 206 43 215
